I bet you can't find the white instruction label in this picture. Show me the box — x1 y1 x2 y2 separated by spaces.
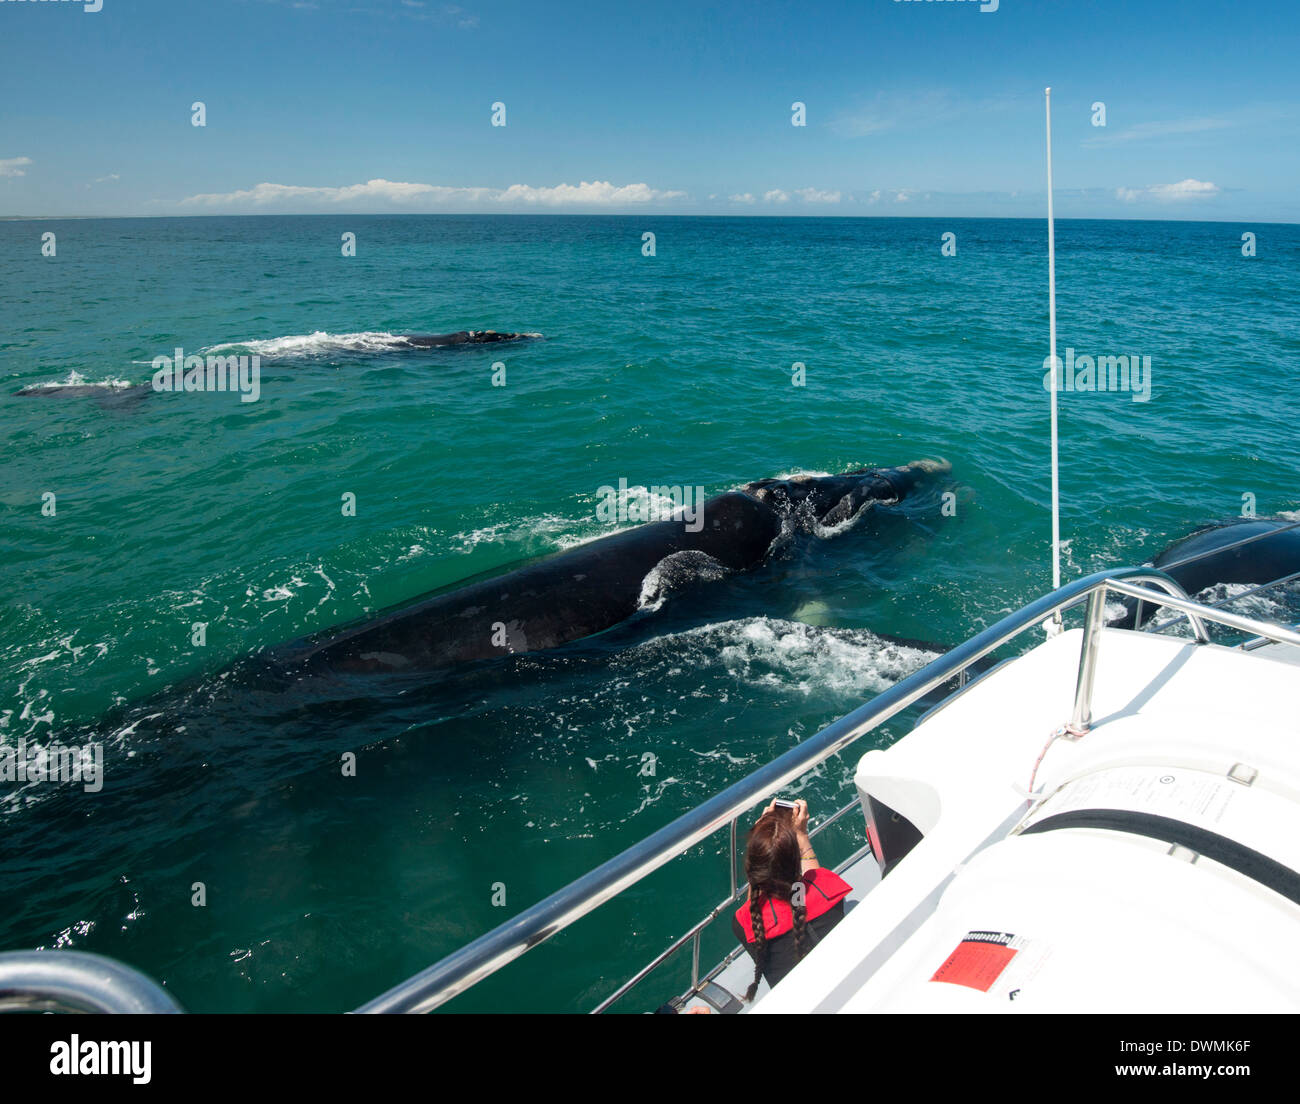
1025 766 1236 830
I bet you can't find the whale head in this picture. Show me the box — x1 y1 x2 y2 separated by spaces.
743 459 950 526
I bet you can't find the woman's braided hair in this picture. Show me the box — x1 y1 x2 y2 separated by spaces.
742 811 809 1002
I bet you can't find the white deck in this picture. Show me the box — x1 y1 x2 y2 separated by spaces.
750 627 1300 1014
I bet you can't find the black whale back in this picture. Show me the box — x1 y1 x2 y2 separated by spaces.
276 490 783 673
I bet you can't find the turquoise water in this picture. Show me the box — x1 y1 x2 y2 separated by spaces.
1 215 1297 1012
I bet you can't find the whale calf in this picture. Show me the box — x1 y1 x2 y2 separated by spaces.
269 460 951 674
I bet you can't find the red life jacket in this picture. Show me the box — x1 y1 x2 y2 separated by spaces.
734 868 852 943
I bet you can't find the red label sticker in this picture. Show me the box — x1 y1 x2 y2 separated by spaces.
930 935 1018 992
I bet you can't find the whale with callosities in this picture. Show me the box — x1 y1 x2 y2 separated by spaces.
266 459 953 674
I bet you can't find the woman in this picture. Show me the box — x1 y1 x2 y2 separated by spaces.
731 798 852 1001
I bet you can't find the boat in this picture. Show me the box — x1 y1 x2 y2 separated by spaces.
343 549 1299 1014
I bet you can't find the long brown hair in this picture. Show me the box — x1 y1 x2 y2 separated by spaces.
742 811 809 1001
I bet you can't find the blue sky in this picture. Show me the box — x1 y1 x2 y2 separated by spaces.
2 0 1297 220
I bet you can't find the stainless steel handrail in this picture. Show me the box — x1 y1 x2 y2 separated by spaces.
355 565 1216 1014
1063 579 1300 735
1240 628 1300 653
1108 579 1300 648
0 951 183 1014
1146 570 1300 635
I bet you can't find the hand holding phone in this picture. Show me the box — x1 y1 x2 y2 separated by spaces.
766 797 810 834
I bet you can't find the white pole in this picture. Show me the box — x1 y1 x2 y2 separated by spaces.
1045 87 1062 633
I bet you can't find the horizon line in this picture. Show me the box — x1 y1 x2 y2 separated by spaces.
3 212 1294 226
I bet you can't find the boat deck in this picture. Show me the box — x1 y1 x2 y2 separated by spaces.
744 627 1300 1013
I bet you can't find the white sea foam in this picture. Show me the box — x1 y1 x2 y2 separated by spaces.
20 370 133 392
258 577 305 602
1195 580 1298 622
629 617 938 698
452 513 590 554
450 499 673 556
1104 599 1130 623
202 331 415 357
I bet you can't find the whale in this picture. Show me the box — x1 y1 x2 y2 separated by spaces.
12 331 540 403
12 383 154 406
396 330 541 348
1112 517 1300 629
267 460 951 675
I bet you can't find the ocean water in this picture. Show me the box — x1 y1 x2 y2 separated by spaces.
0 215 1297 1012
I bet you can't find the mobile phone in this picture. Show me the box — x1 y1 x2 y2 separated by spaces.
772 799 797 816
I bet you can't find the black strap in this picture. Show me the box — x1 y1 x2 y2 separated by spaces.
1021 808 1300 906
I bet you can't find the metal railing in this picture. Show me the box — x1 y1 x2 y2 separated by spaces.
0 951 183 1014
355 565 1300 1014
1146 571 1300 636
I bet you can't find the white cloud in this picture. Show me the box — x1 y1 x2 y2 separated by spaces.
496 180 685 206
794 187 841 203
0 156 33 178
179 177 685 210
1149 179 1221 200
867 189 881 204
1116 179 1221 203
180 179 470 206
94 173 121 184
763 189 790 203
893 189 912 203
728 192 756 204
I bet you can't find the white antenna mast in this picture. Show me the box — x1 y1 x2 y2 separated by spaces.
1045 86 1063 635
